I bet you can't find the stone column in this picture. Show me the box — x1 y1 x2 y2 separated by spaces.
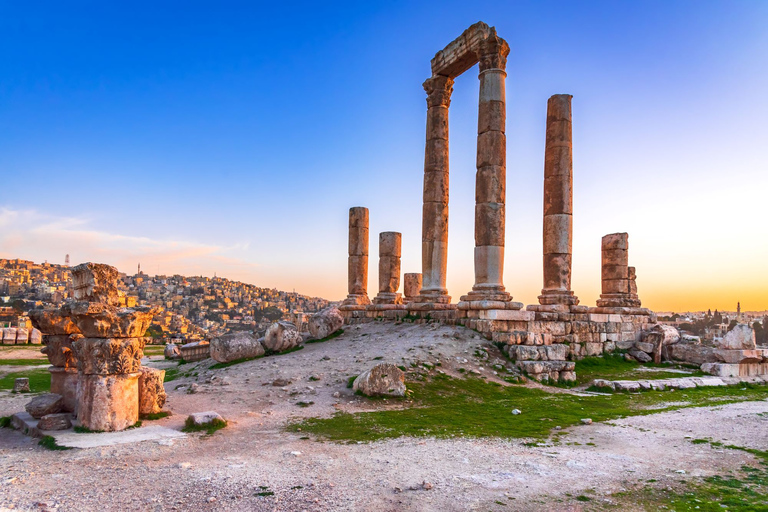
403 273 422 303
597 233 641 307
374 232 403 304
538 94 579 306
343 207 371 305
417 75 453 304
462 34 512 303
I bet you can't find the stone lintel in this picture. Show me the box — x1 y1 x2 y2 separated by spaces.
430 21 493 78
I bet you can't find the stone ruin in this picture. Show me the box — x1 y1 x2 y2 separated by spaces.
20 262 166 433
338 22 665 382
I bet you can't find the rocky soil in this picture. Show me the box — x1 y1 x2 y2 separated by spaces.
1 322 767 511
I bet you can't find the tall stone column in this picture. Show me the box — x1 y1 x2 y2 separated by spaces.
373 232 402 304
538 94 579 306
597 233 641 308
417 76 454 304
462 34 512 303
343 207 371 305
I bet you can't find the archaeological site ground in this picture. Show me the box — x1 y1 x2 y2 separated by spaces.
1 21 767 512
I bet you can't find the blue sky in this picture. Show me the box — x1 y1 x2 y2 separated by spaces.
1 1 767 310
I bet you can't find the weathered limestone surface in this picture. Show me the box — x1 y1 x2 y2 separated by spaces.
2 328 16 345
374 232 403 304
179 341 210 362
71 262 122 305
72 337 146 375
15 328 28 344
49 366 78 412
29 309 81 335
25 393 64 419
138 367 166 415
263 321 303 352
164 343 181 360
597 233 641 308
77 372 139 432
718 324 756 350
41 334 82 368
188 411 225 427
210 332 265 363
343 207 371 306
403 273 422 302
353 363 406 397
539 94 579 307
308 307 344 340
37 413 72 431
64 302 158 338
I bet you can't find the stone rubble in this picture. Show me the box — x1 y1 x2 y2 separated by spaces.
352 363 406 397
210 332 265 363
13 378 30 393
307 307 344 340
263 321 303 352
25 393 64 419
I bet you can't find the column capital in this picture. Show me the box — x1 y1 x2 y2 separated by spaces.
478 34 510 72
423 75 455 108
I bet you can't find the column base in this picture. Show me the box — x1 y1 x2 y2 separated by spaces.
372 293 403 305
460 285 511 303
342 294 371 306
414 291 452 304
538 289 580 306
596 293 641 308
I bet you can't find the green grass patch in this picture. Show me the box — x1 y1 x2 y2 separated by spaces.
209 354 264 369
574 354 703 385
296 401 314 408
182 417 227 435
140 411 171 421
38 435 71 450
164 368 180 382
0 358 48 366
265 345 305 357
0 367 50 393
347 376 357 388
0 416 11 428
305 329 344 344
288 374 768 442
142 345 166 356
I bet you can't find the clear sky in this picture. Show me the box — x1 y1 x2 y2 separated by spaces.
1 1 766 312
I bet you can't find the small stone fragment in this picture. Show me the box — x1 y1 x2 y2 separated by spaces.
13 378 30 393
187 411 224 427
37 413 72 431
581 418 593 425
511 409 522 415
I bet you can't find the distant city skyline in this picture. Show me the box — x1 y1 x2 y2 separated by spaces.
1 1 767 311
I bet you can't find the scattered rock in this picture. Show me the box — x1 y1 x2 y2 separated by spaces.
25 393 64 419
308 307 343 340
352 364 406 397
511 409 522 415
210 332 265 363
628 349 652 363
178 462 192 469
187 411 224 427
188 383 199 394
37 413 72 431
263 321 303 353
164 343 181 360
13 378 30 393
718 324 756 350
272 378 291 387
581 418 593 425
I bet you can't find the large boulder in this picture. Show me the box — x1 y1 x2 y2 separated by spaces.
352 363 406 397
164 343 181 360
718 324 756 350
210 332 265 363
138 367 166 415
25 393 64 419
308 307 343 340
263 321 303 353
644 324 680 363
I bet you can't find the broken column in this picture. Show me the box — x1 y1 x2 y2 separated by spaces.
343 207 371 306
539 94 579 307
403 273 422 303
373 232 403 304
29 309 82 412
65 263 159 431
596 233 641 308
461 33 512 304
417 75 453 304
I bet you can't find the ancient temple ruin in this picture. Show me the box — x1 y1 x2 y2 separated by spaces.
340 22 658 381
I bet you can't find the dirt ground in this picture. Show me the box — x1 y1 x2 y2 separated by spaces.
1 322 767 511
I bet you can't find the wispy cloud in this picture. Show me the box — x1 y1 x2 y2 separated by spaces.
0 207 259 277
